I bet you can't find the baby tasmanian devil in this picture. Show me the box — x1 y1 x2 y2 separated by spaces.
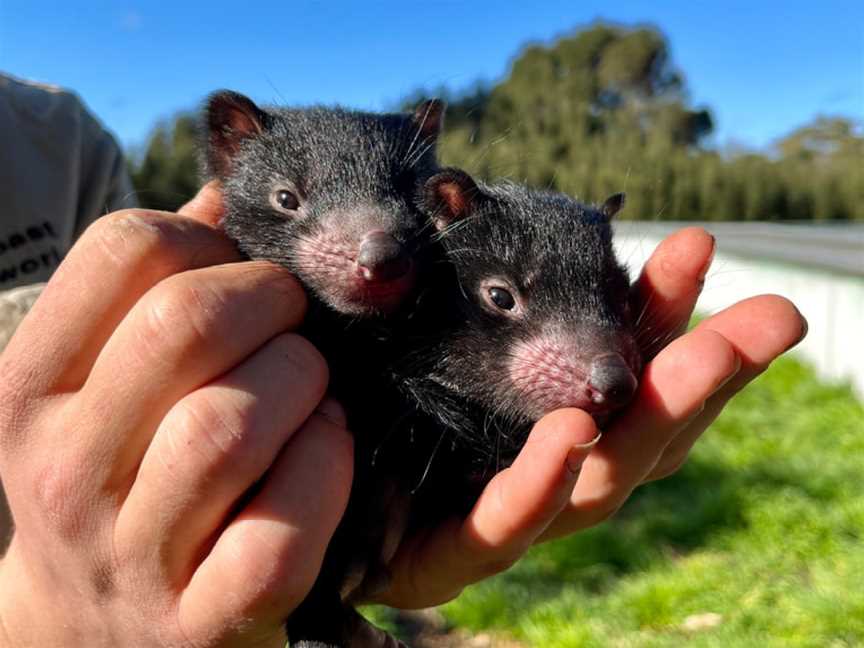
203 90 445 318
397 169 641 477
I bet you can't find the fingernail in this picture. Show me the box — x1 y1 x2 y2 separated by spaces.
790 308 809 350
696 233 716 288
566 432 602 474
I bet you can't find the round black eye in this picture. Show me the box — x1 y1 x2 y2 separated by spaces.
275 190 299 211
488 287 516 311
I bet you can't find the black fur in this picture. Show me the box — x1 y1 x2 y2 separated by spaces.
399 180 639 471
203 90 444 320
218 107 435 272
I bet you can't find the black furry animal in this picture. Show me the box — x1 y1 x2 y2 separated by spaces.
295 171 642 647
399 171 640 475
203 90 444 321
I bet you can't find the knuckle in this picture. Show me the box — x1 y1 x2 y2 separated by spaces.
474 556 519 580
228 527 319 609
30 456 91 541
170 394 259 476
650 453 689 482
139 279 224 357
674 330 739 405
0 373 34 452
84 210 217 279
86 210 168 267
586 500 624 527
708 331 740 376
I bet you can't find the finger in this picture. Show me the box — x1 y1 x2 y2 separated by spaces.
177 181 225 227
630 227 715 359
468 409 599 551
115 333 329 582
0 210 240 397
73 262 308 490
378 409 599 608
313 396 349 427
646 295 806 480
179 414 353 642
541 326 740 541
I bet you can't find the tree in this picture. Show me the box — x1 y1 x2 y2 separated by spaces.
426 23 717 217
128 24 862 221
128 113 200 211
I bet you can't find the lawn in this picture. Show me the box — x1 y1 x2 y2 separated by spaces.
370 354 864 646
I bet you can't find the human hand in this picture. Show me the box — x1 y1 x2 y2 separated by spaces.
0 183 353 647
376 227 808 608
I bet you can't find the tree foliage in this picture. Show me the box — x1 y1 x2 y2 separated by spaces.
129 23 863 220
431 23 862 220
128 114 200 212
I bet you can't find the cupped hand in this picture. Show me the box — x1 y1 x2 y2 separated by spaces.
0 183 353 648
377 227 808 608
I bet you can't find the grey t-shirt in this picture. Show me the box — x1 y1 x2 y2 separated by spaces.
0 73 137 290
1 75 139 543
0 73 138 353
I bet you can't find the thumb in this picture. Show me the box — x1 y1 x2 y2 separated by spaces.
177 180 225 226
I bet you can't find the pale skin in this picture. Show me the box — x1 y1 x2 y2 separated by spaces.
0 183 806 646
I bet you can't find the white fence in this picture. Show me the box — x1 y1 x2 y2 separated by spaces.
615 222 864 399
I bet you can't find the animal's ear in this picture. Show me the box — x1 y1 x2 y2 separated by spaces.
424 168 481 230
601 192 626 218
205 90 268 179
412 98 446 142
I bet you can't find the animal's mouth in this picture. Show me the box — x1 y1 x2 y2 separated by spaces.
350 261 417 312
315 260 416 316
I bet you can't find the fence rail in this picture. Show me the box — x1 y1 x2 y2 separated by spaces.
615 221 864 398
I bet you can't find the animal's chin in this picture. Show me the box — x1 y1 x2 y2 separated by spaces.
589 410 614 427
323 269 417 316
517 392 626 429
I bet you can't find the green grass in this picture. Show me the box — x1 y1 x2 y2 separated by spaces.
371 355 864 646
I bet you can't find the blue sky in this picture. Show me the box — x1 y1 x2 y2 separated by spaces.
2 0 862 151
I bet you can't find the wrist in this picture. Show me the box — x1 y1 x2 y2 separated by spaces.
0 546 37 648
0 555 23 647
0 542 67 647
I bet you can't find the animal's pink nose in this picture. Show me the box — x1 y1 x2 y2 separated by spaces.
587 352 638 409
356 230 410 281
